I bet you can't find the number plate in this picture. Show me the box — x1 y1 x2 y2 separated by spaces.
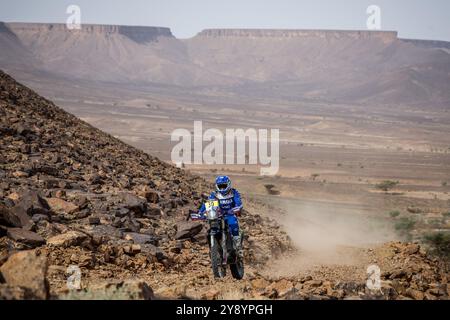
205 200 219 209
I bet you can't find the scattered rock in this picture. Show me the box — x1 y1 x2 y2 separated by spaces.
175 221 203 240
0 284 31 300
265 279 294 298
14 190 50 216
406 288 425 300
0 250 49 299
124 232 157 245
138 187 160 204
141 244 166 262
405 244 420 255
6 228 45 247
46 198 79 214
0 204 24 227
47 230 89 248
251 278 270 291
118 193 147 215
88 216 100 225
201 289 220 300
61 280 154 300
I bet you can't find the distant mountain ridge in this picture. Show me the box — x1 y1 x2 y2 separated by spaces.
0 22 449 105
195 28 398 42
5 22 174 43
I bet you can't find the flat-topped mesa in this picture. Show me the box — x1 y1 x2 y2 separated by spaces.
5 22 174 43
196 29 398 42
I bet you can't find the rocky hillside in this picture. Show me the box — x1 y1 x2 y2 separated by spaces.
0 70 290 299
0 70 448 300
1 22 449 104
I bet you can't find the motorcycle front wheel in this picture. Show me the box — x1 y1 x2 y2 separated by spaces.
210 240 226 278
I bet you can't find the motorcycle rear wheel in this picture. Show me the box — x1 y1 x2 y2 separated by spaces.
230 258 244 280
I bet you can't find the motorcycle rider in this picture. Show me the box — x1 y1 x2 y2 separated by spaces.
196 175 243 258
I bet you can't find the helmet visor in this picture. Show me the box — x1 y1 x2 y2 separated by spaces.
217 183 228 191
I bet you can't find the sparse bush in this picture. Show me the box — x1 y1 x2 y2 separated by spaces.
376 180 399 192
442 181 448 187
427 218 445 228
423 232 450 258
311 173 320 181
407 207 423 214
264 184 280 195
395 217 416 232
389 210 401 218
442 212 450 218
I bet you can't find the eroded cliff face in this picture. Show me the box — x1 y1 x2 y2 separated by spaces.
0 22 234 86
6 23 174 43
0 22 449 104
195 29 398 43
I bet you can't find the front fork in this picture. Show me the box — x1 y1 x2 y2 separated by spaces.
208 220 230 265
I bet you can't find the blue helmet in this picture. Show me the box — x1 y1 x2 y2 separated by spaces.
215 175 231 195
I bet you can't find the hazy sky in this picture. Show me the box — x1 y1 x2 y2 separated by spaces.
0 0 449 40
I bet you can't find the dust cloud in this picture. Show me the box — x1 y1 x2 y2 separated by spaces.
264 199 399 277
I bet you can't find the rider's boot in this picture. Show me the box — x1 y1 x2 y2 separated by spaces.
232 235 243 260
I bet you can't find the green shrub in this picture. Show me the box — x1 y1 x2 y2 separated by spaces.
395 217 416 232
423 232 450 258
376 180 399 192
389 210 401 218
427 219 444 228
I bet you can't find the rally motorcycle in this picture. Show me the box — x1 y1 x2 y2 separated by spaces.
191 199 244 280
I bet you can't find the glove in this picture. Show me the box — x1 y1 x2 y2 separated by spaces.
232 208 241 217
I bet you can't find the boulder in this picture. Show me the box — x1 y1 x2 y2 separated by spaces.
175 221 203 240
7 228 45 247
45 198 79 214
251 278 271 291
265 279 294 298
146 205 163 217
118 192 147 215
0 204 22 227
0 250 49 299
137 187 160 204
201 289 220 300
170 241 184 254
0 284 30 300
141 244 166 262
304 280 323 288
124 232 157 245
406 288 425 300
47 230 88 248
14 190 50 216
88 216 100 225
31 214 49 223
0 226 6 237
89 225 123 240
405 244 420 255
